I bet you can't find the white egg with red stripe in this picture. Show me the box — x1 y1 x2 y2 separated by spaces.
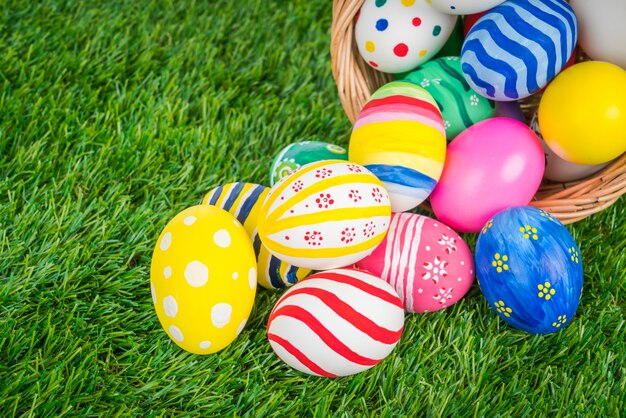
257 160 392 270
267 268 405 377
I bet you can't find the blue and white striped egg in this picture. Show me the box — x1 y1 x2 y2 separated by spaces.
203 182 311 289
475 206 583 334
461 0 577 101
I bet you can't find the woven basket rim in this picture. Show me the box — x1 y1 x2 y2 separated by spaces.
330 0 626 225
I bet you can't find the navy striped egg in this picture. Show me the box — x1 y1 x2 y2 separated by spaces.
461 0 577 101
475 206 583 334
203 182 311 289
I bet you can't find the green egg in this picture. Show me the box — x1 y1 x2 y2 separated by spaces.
269 141 348 185
404 56 496 140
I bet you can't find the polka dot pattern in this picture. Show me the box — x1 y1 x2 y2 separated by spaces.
211 303 233 328
354 0 457 73
248 267 257 290
169 325 184 342
150 205 256 355
376 19 388 31
393 43 409 57
163 296 178 318
151 283 156 304
184 260 209 288
213 229 231 248
236 319 247 336
160 232 172 251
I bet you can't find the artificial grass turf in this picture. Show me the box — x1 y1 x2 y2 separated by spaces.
0 0 625 415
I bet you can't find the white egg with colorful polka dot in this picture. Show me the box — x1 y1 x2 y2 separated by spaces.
429 0 506 15
150 205 257 354
354 0 457 74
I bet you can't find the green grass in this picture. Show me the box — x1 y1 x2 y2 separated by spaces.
1 0 625 416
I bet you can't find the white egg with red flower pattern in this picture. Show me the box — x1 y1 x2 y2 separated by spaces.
257 160 392 270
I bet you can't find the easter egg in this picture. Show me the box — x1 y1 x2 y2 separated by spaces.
269 141 348 186
538 61 626 165
257 160 391 270
267 268 404 377
430 0 505 15
354 0 457 74
475 206 583 334
349 81 446 212
570 0 626 69
150 205 256 354
529 112 611 183
404 56 495 140
430 118 544 233
355 213 474 313
202 182 311 290
461 0 578 101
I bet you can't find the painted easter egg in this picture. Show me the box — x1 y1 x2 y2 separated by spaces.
355 213 474 313
349 81 446 212
430 118 544 233
257 160 391 270
430 0 505 15
269 141 348 186
267 268 404 377
404 56 495 140
475 206 583 334
538 61 626 165
202 183 311 290
529 112 611 183
150 205 256 354
570 0 626 69
355 0 457 74
461 0 578 101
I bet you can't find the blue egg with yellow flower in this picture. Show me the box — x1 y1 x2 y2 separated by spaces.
475 206 583 334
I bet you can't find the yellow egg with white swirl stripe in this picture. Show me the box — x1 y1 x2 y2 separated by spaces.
150 205 256 354
257 160 392 270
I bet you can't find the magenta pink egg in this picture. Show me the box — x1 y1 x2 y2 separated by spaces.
355 213 474 313
429 118 544 233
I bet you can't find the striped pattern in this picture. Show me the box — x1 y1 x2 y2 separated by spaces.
404 56 495 140
355 213 475 313
461 0 577 101
258 160 391 271
203 182 310 289
349 81 446 213
267 268 404 377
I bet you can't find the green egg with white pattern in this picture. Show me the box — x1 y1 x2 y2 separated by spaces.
404 56 495 141
269 141 348 185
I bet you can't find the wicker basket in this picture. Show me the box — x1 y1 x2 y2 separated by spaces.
330 0 626 225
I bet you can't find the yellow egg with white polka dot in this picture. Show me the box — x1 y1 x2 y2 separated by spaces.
150 205 257 354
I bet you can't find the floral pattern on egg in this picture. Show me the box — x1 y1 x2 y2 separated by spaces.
355 212 474 313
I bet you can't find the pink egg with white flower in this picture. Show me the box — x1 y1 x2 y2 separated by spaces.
355 213 474 313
